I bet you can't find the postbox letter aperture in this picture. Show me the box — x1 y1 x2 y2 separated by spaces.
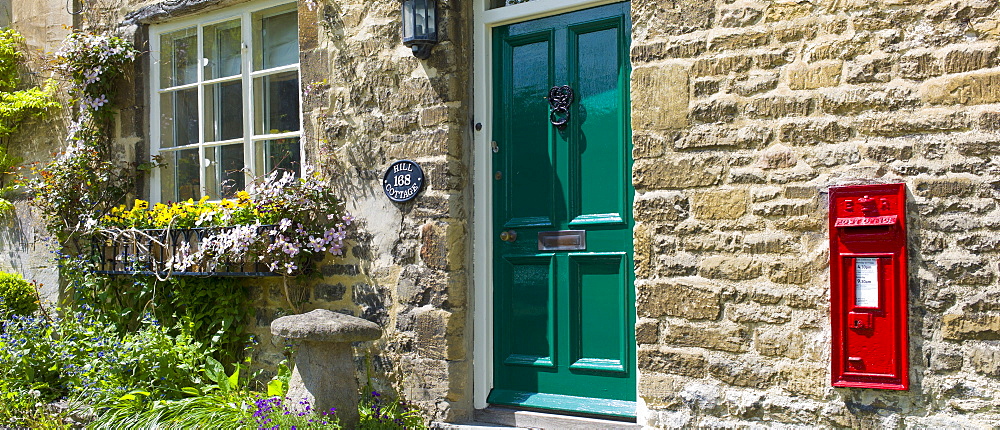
829 183 909 390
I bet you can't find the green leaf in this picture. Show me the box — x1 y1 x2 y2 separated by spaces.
181 387 201 396
204 356 226 388
227 365 240 391
266 379 284 397
118 390 150 401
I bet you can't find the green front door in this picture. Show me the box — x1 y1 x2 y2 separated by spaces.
489 2 635 418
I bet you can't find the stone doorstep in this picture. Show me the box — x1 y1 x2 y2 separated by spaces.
442 406 642 430
430 423 526 430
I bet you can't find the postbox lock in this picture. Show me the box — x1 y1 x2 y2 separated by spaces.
848 311 873 330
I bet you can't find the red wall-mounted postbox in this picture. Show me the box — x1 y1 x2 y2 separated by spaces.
829 183 908 390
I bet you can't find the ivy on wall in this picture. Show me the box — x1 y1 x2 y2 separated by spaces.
0 29 60 215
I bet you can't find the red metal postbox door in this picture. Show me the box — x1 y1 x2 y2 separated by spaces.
829 183 909 390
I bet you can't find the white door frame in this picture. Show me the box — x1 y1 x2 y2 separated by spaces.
471 0 626 410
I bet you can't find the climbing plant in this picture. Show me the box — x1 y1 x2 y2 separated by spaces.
0 29 61 216
30 31 137 240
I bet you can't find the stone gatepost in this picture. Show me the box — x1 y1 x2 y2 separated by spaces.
271 309 381 428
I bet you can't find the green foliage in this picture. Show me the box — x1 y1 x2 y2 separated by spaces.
30 31 136 239
0 309 206 405
89 389 251 429
0 271 37 316
0 28 61 137
1 298 425 429
0 29 60 217
89 357 252 429
0 28 23 91
65 259 253 367
90 356 343 429
268 359 292 398
0 379 74 429
0 79 61 137
359 390 427 430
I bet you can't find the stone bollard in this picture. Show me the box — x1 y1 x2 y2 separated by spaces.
271 309 381 428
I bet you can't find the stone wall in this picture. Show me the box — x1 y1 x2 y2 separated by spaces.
0 0 74 302
631 0 1000 427
293 0 473 421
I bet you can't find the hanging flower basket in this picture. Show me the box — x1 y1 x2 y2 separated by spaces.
92 225 280 277
88 169 352 278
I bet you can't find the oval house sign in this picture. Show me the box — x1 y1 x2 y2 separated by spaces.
382 160 424 202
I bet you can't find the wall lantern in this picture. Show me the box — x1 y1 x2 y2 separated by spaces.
401 0 438 59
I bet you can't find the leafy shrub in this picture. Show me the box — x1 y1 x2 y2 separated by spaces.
0 28 61 136
360 390 427 430
0 29 61 218
0 271 37 316
0 308 205 404
65 258 252 368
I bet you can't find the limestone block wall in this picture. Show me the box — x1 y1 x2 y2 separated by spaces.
295 0 473 421
0 0 74 302
631 0 1000 427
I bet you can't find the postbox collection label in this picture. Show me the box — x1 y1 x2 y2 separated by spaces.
854 258 879 308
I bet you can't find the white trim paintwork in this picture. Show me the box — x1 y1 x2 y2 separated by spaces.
471 0 626 411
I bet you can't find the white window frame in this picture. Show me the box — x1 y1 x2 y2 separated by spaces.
148 0 303 203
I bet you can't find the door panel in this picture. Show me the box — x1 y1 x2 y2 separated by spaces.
501 254 556 368
569 252 628 373
490 2 634 418
504 35 555 229
571 24 628 226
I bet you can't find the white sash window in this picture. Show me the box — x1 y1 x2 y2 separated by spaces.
150 1 301 201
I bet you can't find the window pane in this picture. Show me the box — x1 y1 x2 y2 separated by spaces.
160 88 199 148
253 8 298 70
255 137 300 175
204 19 242 80
254 71 299 134
162 148 201 202
160 27 198 88
204 81 243 142
206 144 245 198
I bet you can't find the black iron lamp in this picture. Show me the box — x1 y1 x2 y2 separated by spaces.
401 0 438 59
